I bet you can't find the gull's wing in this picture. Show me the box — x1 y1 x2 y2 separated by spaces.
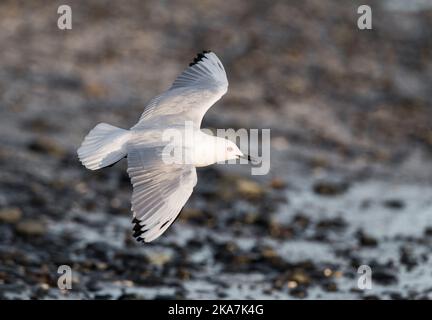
133 51 228 128
127 143 197 243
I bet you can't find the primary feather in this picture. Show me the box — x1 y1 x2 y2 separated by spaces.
133 51 228 128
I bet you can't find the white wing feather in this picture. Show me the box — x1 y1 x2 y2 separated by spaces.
132 51 228 128
127 142 197 242
126 52 227 242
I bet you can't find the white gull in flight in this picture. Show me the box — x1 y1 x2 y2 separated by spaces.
77 51 252 242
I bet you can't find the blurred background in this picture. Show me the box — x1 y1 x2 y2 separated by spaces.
0 0 432 299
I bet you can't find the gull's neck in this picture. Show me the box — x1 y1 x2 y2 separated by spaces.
191 131 226 167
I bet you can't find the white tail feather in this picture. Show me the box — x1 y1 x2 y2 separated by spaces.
77 123 130 170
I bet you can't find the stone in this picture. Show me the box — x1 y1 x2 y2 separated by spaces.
0 208 22 223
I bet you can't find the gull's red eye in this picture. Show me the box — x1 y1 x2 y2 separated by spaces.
227 146 233 152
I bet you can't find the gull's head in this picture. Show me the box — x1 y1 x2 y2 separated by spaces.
223 140 244 161
210 137 255 164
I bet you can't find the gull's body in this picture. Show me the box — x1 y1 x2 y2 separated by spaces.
77 51 244 242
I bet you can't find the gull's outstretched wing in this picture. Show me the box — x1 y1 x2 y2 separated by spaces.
127 143 197 243
133 51 228 128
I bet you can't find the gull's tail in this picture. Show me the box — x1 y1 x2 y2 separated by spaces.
77 123 131 170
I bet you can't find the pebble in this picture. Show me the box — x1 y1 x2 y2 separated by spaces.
383 199 405 210
236 179 264 199
291 270 310 285
357 230 378 247
179 208 203 220
313 181 349 196
28 137 66 158
16 220 46 236
147 252 172 267
270 178 286 190
323 268 332 277
0 207 22 223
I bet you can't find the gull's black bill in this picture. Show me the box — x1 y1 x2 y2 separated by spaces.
239 154 258 163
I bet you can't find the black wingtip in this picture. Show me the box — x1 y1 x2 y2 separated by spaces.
132 217 147 242
133 229 144 238
189 50 212 67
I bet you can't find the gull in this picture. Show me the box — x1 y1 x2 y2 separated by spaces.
77 51 251 242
